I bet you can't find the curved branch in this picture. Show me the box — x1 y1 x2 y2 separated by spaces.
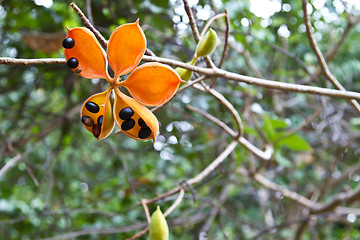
301 0 360 113
144 140 238 204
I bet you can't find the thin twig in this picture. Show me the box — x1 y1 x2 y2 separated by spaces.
182 0 200 42
238 138 273 161
144 141 238 204
125 226 149 240
186 103 273 161
200 13 226 37
70 2 108 48
141 199 151 224
85 0 94 25
237 168 318 209
25 164 40 187
0 57 65 65
164 188 185 217
301 0 360 114
186 104 236 137
194 82 244 136
218 9 230 69
0 154 22 178
325 15 360 62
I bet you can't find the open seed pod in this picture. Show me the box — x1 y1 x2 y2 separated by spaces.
80 89 114 140
113 88 159 141
107 19 146 78
63 27 109 80
119 62 184 107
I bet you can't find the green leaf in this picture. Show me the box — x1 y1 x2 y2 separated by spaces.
277 134 312 152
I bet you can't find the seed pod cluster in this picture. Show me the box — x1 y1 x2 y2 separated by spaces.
63 21 183 141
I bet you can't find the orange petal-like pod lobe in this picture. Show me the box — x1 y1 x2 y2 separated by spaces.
107 20 146 78
113 88 159 142
119 63 185 107
80 89 115 140
64 27 109 79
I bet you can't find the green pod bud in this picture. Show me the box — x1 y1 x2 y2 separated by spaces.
174 58 197 81
195 28 218 58
149 206 169 240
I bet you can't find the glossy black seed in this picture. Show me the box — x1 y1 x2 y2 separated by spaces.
92 124 101 138
138 118 147 128
81 116 94 126
121 118 135 131
85 101 100 113
119 107 134 120
97 115 103 126
138 127 151 139
67 57 79 69
62 37 75 49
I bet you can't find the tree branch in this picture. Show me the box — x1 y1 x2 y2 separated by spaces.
301 0 360 114
144 141 238 204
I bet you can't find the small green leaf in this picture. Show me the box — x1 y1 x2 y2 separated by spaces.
278 134 312 152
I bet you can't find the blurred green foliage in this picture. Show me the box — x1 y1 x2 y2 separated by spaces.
1 0 360 239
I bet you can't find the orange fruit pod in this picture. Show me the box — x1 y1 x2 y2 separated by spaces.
63 20 183 141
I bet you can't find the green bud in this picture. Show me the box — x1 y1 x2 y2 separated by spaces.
175 58 197 81
195 28 218 58
149 206 169 240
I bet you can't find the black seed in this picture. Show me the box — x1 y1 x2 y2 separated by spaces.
121 118 135 131
85 101 100 113
138 127 151 139
138 118 147 128
97 115 103 126
92 124 101 138
67 57 79 69
62 37 75 49
81 116 94 126
119 107 134 120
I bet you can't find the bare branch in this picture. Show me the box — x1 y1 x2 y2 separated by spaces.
0 57 65 65
141 199 151 224
237 168 318 209
0 154 22 178
182 0 200 42
141 55 360 101
164 188 185 217
301 0 360 113
200 13 226 37
218 9 230 69
193 82 244 136
144 141 238 204
186 104 237 137
70 2 108 48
